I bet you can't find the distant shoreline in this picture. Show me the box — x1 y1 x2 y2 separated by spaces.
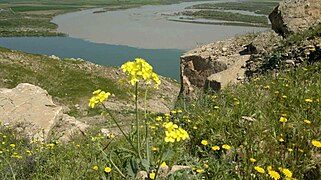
169 19 270 28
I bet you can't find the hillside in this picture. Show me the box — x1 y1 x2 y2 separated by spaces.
0 34 321 179
0 47 179 121
1 0 321 179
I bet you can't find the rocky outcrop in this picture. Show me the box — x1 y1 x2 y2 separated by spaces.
179 33 280 98
269 0 321 36
180 0 321 98
0 83 88 142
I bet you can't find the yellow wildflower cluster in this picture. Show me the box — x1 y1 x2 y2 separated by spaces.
121 58 161 88
163 122 189 143
254 165 294 179
88 89 111 108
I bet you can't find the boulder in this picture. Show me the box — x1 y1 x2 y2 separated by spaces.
269 0 321 37
179 34 257 98
0 83 88 142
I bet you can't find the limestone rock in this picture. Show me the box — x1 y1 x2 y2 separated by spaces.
0 83 88 141
168 165 191 175
179 34 257 98
136 171 148 180
245 31 281 55
269 0 321 36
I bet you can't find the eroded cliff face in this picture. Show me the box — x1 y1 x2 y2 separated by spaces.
269 0 321 37
179 0 321 99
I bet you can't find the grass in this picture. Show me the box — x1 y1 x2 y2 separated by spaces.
1 58 321 179
182 0 280 26
1 23 321 178
0 47 128 115
0 9 64 37
255 24 321 74
182 10 269 26
187 0 280 15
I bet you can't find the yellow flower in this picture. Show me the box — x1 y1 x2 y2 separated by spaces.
268 170 281 180
312 140 321 148
47 143 55 148
149 173 156 179
254 166 265 173
164 122 189 143
104 167 112 173
288 148 293 152
278 138 285 142
279 168 292 178
214 106 219 109
222 144 231 150
201 140 208 146
212 146 220 151
196 169 204 173
93 89 102 95
305 98 313 103
282 95 287 99
121 58 161 88
161 162 167 167
279 117 288 123
267 166 273 171
250 158 256 163
155 116 162 121
92 165 99 171
204 164 209 168
152 147 158 151
88 90 111 108
304 119 311 124
9 144 15 148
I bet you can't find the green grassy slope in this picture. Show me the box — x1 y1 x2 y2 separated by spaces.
0 47 128 112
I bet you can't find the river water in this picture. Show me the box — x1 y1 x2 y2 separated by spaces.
52 0 266 50
0 1 267 80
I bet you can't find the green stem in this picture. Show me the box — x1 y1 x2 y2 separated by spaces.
99 147 126 178
154 144 166 179
0 155 16 180
135 82 142 160
144 88 150 171
109 154 126 178
102 104 138 156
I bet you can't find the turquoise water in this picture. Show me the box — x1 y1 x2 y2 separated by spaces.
0 37 184 80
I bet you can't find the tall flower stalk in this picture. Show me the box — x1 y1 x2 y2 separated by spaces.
121 58 161 161
89 58 189 179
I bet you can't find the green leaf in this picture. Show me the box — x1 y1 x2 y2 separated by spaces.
141 159 150 171
162 149 174 161
126 158 139 179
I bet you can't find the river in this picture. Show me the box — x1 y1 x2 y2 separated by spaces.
52 0 266 50
0 1 267 80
